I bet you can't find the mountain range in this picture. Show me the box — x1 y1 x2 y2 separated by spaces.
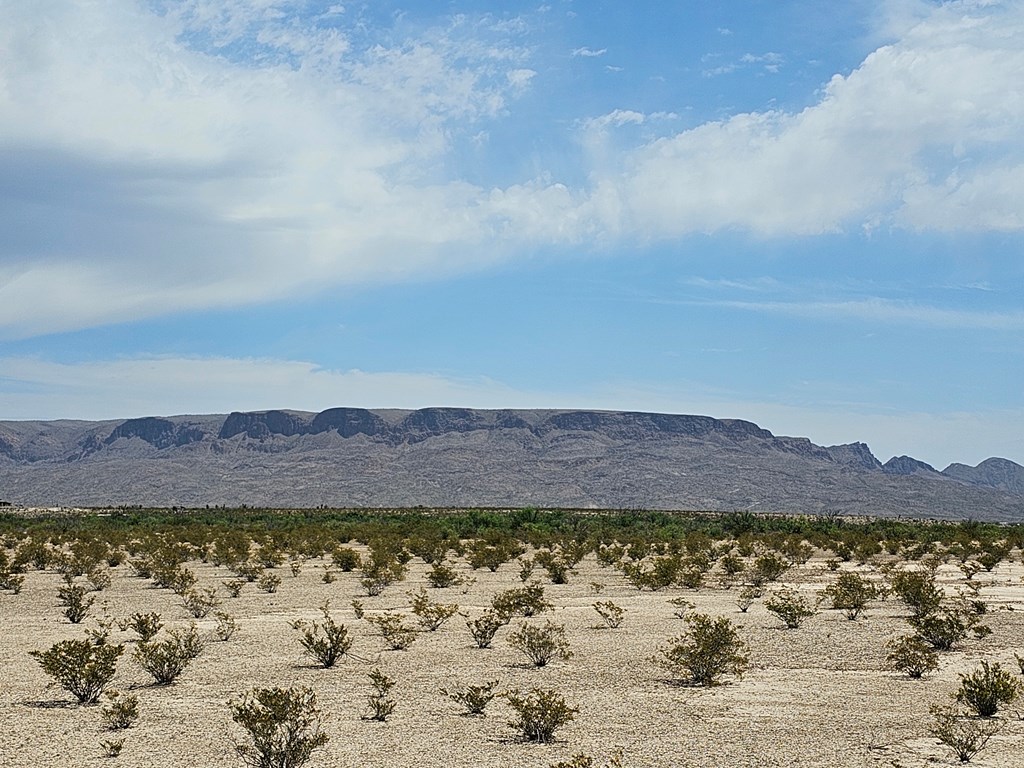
1 408 1022 520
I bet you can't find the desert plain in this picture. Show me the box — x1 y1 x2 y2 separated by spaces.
1 514 1023 768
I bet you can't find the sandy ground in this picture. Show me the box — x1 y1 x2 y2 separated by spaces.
2 548 1023 768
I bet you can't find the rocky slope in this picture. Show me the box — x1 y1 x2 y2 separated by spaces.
1 408 1021 520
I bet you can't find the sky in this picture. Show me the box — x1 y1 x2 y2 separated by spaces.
1 0 1022 470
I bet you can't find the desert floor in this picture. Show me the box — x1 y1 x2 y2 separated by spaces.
2 548 1023 768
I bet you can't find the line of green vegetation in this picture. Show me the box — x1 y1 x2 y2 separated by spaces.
1 506 1020 553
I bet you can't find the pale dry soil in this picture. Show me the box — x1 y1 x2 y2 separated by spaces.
2 551 1024 768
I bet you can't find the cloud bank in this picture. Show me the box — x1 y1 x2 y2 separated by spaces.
1 1 1022 338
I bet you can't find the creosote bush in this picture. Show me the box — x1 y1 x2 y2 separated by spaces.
363 668 396 722
466 610 506 649
491 582 551 620
134 625 204 685
30 638 124 704
929 705 1002 763
764 587 818 629
366 612 418 650
440 679 499 716
231 686 328 768
101 690 139 730
290 602 353 668
504 687 577 743
57 584 95 624
955 661 1020 717
119 612 163 642
408 587 459 631
592 601 625 629
886 635 939 678
654 612 748 686
823 571 878 620
891 569 943 618
508 621 573 667
214 611 237 641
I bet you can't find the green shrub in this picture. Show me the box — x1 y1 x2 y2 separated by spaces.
290 603 352 668
654 612 748 686
101 690 139 730
891 570 943 618
408 587 459 631
909 607 975 651
223 578 246 597
619 554 681 591
504 687 577 743
100 738 125 758
134 625 204 685
363 668 396 722
119 612 163 642
256 573 282 594
440 679 499 715
57 583 95 624
928 705 1002 763
366 612 418 650
214 611 237 641
823 571 878 620
426 560 462 588
181 587 220 618
764 587 818 629
592 601 625 629
29 638 124 704
491 583 551 620
751 552 791 583
735 586 761 613
331 546 361 572
231 686 328 768
466 610 507 649
466 538 524 572
886 635 939 678
955 661 1020 717
508 621 573 667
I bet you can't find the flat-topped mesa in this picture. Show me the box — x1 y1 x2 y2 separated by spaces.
105 417 204 449
309 408 388 438
219 410 310 440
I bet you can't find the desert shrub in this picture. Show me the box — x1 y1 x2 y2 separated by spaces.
491 583 552 620
120 612 163 642
290 603 352 668
351 599 365 619
363 668 396 722
504 687 577 743
592 601 624 629
955 661 1020 717
321 566 336 584
928 705 1002 763
408 587 459 631
426 560 462 588
366 613 418 651
30 638 124 704
466 537 524 572
751 552 791 583
231 686 328 768
86 567 112 591
134 625 204 685
101 738 125 758
654 612 748 686
181 587 220 618
736 586 762 613
886 635 939 678
359 557 406 597
288 559 302 577
765 587 818 629
549 751 623 768
57 583 95 624
0 570 24 593
440 679 499 716
214 611 237 641
534 549 572 584
257 573 282 594
231 561 265 583
466 611 507 649
909 607 976 651
619 554 681 591
101 690 139 730
518 557 536 582
331 546 361 572
719 552 746 577
892 570 944 618
508 621 572 667
223 578 246 598
823 571 879 620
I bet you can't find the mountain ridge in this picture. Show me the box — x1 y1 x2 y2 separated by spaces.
1 407 1021 520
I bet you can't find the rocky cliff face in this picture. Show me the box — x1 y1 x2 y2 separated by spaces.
0 408 1021 520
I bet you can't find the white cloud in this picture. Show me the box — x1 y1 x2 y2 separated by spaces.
571 47 607 57
595 1 1024 236
1 355 1019 469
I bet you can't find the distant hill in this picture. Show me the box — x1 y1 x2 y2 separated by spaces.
1 408 1022 520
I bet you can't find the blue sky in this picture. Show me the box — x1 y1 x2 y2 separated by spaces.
1 0 1022 469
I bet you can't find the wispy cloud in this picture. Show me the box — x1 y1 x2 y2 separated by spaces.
571 46 607 57
693 298 1024 331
